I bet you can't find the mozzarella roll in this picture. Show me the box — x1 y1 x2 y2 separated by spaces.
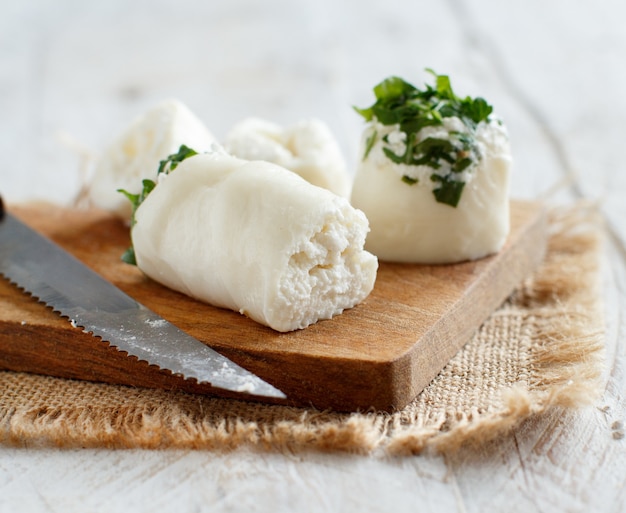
224 117 351 197
351 119 512 264
132 151 378 332
89 99 216 220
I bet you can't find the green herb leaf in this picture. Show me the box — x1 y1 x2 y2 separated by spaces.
411 137 456 168
117 189 139 208
430 174 465 207
120 246 137 265
462 97 493 124
353 106 373 122
382 146 407 165
119 144 198 265
373 76 417 101
453 157 473 173
402 175 418 185
117 179 155 227
363 129 378 160
157 144 198 175
434 74 454 99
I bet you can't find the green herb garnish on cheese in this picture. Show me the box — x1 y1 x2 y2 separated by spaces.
118 144 198 265
354 70 494 207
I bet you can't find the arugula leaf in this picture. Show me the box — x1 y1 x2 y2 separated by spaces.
118 144 198 265
355 70 495 208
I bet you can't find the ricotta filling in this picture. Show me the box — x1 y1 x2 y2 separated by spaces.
273 208 373 331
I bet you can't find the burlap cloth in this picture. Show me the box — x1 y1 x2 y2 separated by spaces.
0 204 605 455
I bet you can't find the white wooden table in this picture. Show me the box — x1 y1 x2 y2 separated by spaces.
1 1 625 511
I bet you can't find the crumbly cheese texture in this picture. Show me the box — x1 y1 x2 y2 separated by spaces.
132 152 378 332
89 99 216 220
224 117 351 197
351 118 511 263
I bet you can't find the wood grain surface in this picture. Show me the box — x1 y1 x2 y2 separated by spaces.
0 201 545 412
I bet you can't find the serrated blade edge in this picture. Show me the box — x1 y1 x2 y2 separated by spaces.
0 207 285 400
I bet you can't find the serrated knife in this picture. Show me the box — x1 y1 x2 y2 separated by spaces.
0 197 285 400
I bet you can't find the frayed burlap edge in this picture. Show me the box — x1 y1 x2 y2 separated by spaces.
385 202 606 455
0 203 605 456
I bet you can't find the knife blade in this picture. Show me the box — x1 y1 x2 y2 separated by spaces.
0 197 285 400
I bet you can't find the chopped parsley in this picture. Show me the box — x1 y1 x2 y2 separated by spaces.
354 70 494 207
118 144 198 265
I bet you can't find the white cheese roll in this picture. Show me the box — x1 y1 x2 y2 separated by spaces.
89 99 216 220
351 119 511 264
132 151 378 332
224 117 351 197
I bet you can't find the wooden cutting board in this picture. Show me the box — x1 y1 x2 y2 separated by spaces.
0 201 546 412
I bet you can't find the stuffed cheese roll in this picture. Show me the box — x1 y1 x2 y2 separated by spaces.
224 117 351 197
130 148 378 332
351 72 512 264
89 99 216 220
